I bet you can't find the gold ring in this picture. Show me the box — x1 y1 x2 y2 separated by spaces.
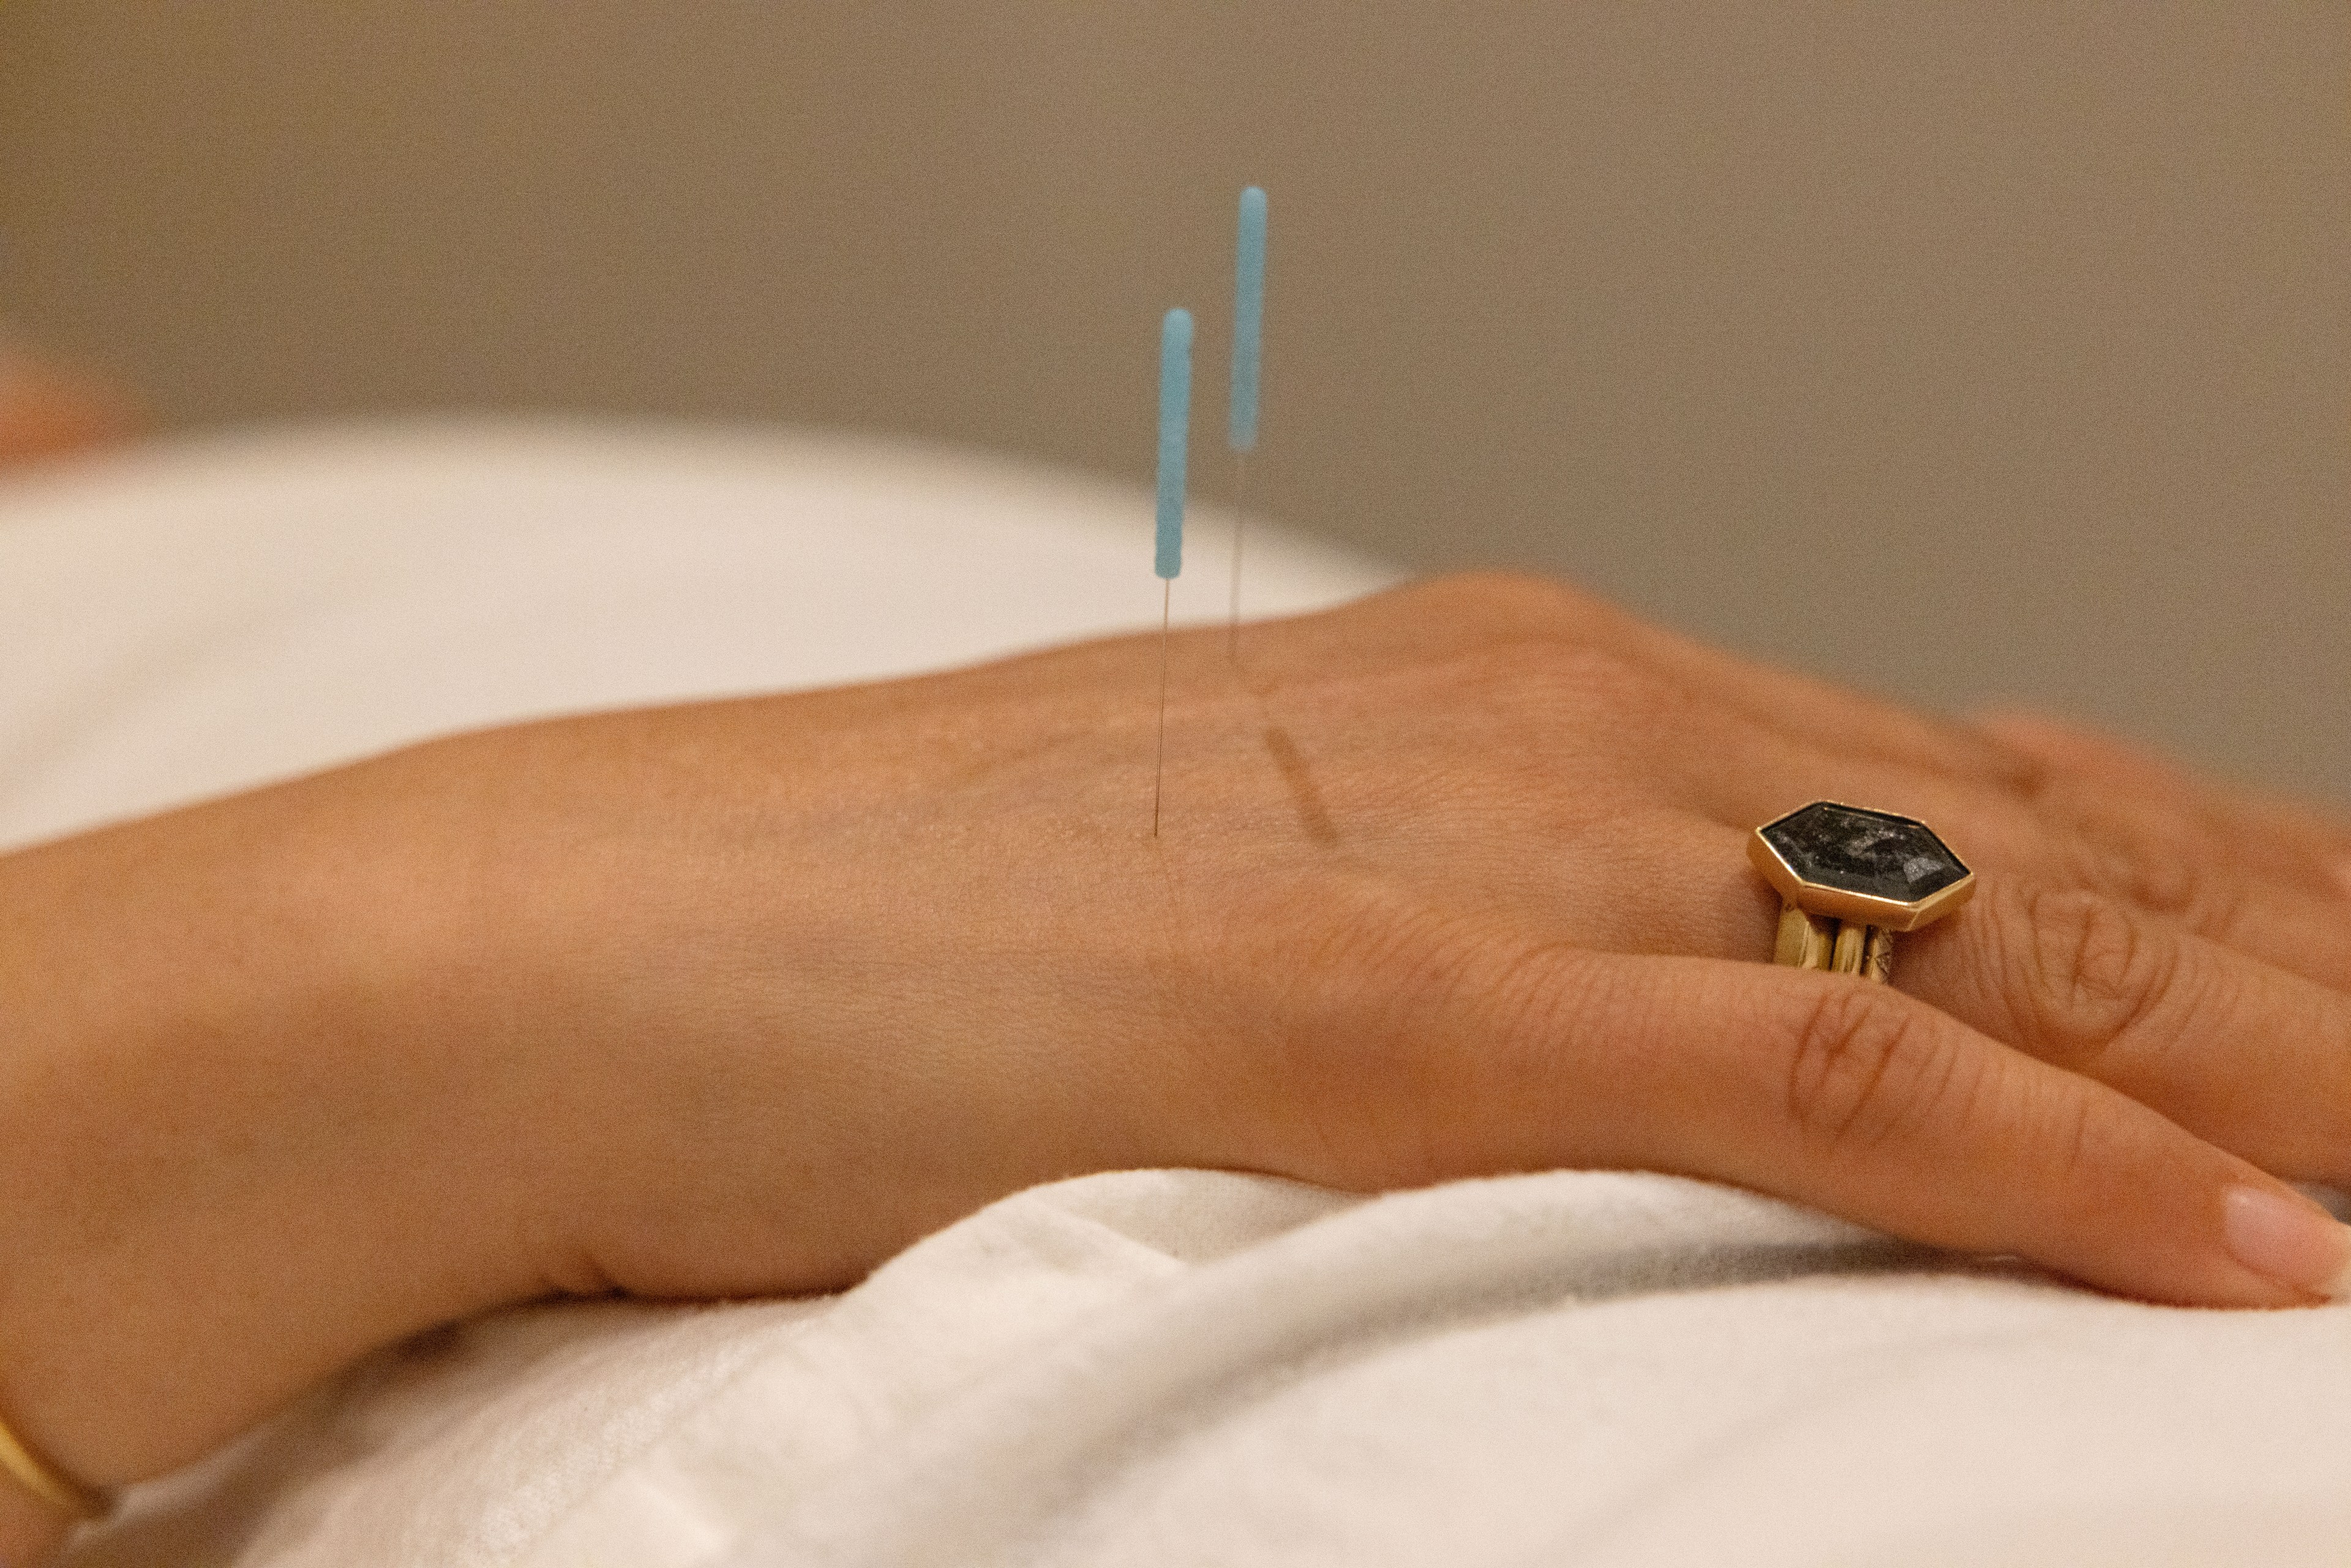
1750 801 1974 985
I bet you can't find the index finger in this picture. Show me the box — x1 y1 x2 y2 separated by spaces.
1242 913 2351 1310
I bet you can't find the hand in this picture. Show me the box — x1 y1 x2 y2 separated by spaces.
0 345 128 467
0 572 2345 1551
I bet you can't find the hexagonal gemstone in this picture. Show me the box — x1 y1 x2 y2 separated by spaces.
1761 802 1968 906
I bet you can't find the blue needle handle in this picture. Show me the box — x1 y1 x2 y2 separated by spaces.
1229 186 1265 454
1156 307 1193 580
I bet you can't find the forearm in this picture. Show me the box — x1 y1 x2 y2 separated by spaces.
0 569 2341 1555
0 771 545 1534
0 690 1220 1548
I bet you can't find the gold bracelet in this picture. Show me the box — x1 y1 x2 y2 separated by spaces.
0 1406 108 1521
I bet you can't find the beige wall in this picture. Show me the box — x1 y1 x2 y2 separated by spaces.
4 3 2345 797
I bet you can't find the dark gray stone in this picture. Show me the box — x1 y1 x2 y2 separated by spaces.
1761 802 1968 905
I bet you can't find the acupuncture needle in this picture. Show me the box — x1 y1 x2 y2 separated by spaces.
1152 306 1193 837
1227 186 1265 663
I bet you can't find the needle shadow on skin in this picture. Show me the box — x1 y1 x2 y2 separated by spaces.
1261 726 1341 849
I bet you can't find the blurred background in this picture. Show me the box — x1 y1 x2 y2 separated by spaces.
2 2 2344 796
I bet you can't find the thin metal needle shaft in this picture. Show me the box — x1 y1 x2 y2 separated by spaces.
1226 453 1248 664
1152 578 1172 836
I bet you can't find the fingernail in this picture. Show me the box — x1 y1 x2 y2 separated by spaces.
2222 1187 2351 1300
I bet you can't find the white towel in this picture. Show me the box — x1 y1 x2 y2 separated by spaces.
9 423 2344 1567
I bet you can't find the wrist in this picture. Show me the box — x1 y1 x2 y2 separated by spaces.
455 694 1244 1296
0 768 544 1489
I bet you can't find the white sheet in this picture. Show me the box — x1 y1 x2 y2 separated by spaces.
7 422 2344 1567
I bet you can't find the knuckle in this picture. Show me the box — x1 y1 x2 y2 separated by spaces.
2115 837 2200 918
1780 983 1965 1159
2056 806 2251 943
1384 578 1687 749
2039 1080 2102 1195
1451 637 1671 732
1411 569 1592 628
2006 882 2183 1062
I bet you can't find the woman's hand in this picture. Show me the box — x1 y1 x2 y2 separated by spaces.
0 345 127 467
0 572 2346 1544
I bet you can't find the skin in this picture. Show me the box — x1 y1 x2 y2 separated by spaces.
1 375 2347 1548
0 573 2348 1558
0 347 129 467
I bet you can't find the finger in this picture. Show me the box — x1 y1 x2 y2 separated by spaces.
1850 776 2351 993
1247 901 2350 1308
1974 708 2351 896
1898 877 2351 1188
2015 785 2351 989
1664 713 2351 993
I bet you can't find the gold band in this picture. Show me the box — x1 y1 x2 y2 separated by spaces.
0 1406 109 1521
1776 902 1895 985
1774 904 1834 969
1756 802 1973 985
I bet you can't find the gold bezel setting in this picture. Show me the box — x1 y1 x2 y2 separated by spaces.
1749 801 1976 934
